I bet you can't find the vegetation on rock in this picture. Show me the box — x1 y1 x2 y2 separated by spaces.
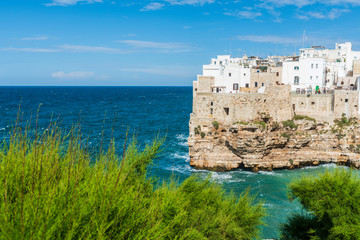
293 114 316 123
282 120 298 130
212 121 219 130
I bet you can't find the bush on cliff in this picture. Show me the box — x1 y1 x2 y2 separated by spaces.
293 114 316 123
212 121 219 130
0 124 265 239
280 169 360 240
282 120 298 130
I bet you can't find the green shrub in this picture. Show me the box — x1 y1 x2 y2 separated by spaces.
282 120 298 130
334 114 358 128
201 132 205 139
282 169 360 239
194 125 201 135
281 132 291 140
289 159 294 165
293 114 316 123
212 121 219 130
0 124 265 239
254 121 266 129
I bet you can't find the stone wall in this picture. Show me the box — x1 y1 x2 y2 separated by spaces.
191 84 292 127
250 67 282 90
354 60 360 76
291 93 335 122
334 90 359 118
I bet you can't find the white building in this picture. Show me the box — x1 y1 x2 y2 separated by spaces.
202 55 251 93
300 42 360 74
282 58 326 92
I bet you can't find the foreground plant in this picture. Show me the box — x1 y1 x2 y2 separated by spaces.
0 123 264 239
281 169 360 240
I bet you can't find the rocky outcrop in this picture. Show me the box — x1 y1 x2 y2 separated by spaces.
188 118 360 171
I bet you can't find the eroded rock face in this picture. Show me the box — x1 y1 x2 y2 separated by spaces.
188 119 360 172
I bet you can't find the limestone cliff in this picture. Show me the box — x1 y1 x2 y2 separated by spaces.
188 117 360 171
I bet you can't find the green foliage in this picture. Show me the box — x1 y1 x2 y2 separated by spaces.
201 132 205 139
334 114 358 128
282 120 298 130
288 159 294 165
0 124 265 239
280 214 319 240
194 125 201 135
212 121 219 130
254 121 266 129
283 169 360 239
293 115 316 123
281 132 291 140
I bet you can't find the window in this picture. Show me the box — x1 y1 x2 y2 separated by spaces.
316 76 319 80
276 72 279 77
310 76 313 80
195 88 198 92
214 61 216 64
233 83 239 90
294 76 300 85
216 88 220 93
229 73 232 77
210 108 213 114
245 83 249 88
316 64 318 69
220 61 223 65
311 64 314 69
311 102 315 105
224 108 229 115
262 83 264 87
345 99 349 103
255 82 258 87
294 66 299 70
211 102 213 106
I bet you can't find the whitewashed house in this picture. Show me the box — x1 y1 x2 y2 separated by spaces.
202 55 251 93
282 58 326 92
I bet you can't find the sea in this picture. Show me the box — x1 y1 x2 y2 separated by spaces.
0 86 350 239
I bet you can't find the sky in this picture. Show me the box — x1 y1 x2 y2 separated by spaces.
1 0 360 86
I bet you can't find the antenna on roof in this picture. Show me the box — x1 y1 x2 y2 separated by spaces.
302 30 306 49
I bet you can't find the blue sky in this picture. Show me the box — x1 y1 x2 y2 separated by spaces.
1 0 360 86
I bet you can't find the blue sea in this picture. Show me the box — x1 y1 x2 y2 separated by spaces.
0 86 349 239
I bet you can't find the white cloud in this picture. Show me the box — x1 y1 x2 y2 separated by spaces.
21 36 49 41
141 2 165 11
259 0 360 7
45 0 103 6
225 10 262 19
118 40 192 52
296 8 350 20
165 0 215 6
119 65 198 77
236 35 300 44
141 0 214 11
0 47 59 53
58 44 129 54
52 71 94 79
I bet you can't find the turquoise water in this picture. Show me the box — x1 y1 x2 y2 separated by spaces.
0 86 351 238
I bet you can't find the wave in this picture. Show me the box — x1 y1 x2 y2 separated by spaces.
171 152 190 162
175 133 188 147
